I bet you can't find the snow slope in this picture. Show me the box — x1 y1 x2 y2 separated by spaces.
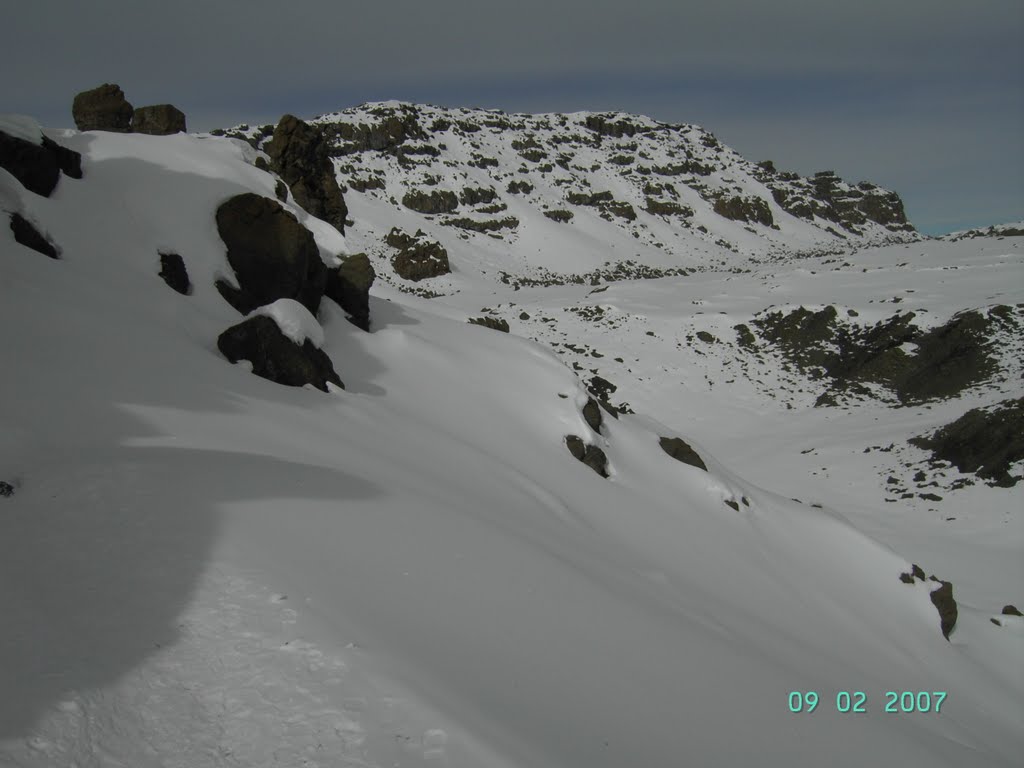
1 115 1021 767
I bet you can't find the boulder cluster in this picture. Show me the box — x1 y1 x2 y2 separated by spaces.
71 83 186 135
212 186 373 391
5 86 371 394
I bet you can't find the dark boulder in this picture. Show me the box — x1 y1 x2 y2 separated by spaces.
0 128 82 197
9 213 58 258
214 193 326 315
928 578 958 640
899 565 958 640
72 83 133 132
658 436 708 471
582 397 603 433
132 104 187 135
565 435 609 478
264 114 348 233
0 481 13 497
325 252 375 331
158 252 191 295
217 314 343 392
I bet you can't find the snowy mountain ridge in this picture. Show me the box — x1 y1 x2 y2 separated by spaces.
1 97 1021 767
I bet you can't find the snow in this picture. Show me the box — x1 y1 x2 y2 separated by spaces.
0 111 1021 767
252 298 325 347
0 113 43 145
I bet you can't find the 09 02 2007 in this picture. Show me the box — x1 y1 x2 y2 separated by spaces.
787 690 947 713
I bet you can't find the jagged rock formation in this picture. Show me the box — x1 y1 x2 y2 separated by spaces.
217 315 343 392
214 193 327 315
757 168 912 234
0 127 82 197
264 115 348 233
9 213 58 258
72 84 133 133
325 252 375 331
133 104 187 135
158 252 191 295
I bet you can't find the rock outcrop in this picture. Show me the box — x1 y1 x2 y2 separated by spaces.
712 195 774 227
214 193 326 315
9 213 58 258
385 228 450 281
217 315 343 392
467 316 509 332
909 398 1024 487
658 436 708 471
0 127 82 197
132 104 187 135
264 115 348 233
325 252 375 331
565 435 609 477
72 84 133 133
402 189 458 214
899 565 958 640
748 305 1013 406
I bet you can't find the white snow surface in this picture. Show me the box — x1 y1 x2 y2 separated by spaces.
0 114 43 145
252 298 325 348
1 114 1021 768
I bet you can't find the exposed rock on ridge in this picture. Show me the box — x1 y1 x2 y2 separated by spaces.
0 127 82 197
265 115 348 234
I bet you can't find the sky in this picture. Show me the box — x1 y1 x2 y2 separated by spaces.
4 0 1021 235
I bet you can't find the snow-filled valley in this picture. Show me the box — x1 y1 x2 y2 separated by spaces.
1 102 1021 767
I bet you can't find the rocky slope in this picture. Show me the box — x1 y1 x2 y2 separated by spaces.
220 101 918 296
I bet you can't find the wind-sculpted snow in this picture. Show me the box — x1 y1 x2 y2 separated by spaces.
0 114 1020 767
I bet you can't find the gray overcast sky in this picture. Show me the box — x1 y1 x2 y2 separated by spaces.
4 0 1021 234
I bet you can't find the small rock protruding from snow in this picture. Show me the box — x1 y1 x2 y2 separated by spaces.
158 252 192 295
9 213 58 259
